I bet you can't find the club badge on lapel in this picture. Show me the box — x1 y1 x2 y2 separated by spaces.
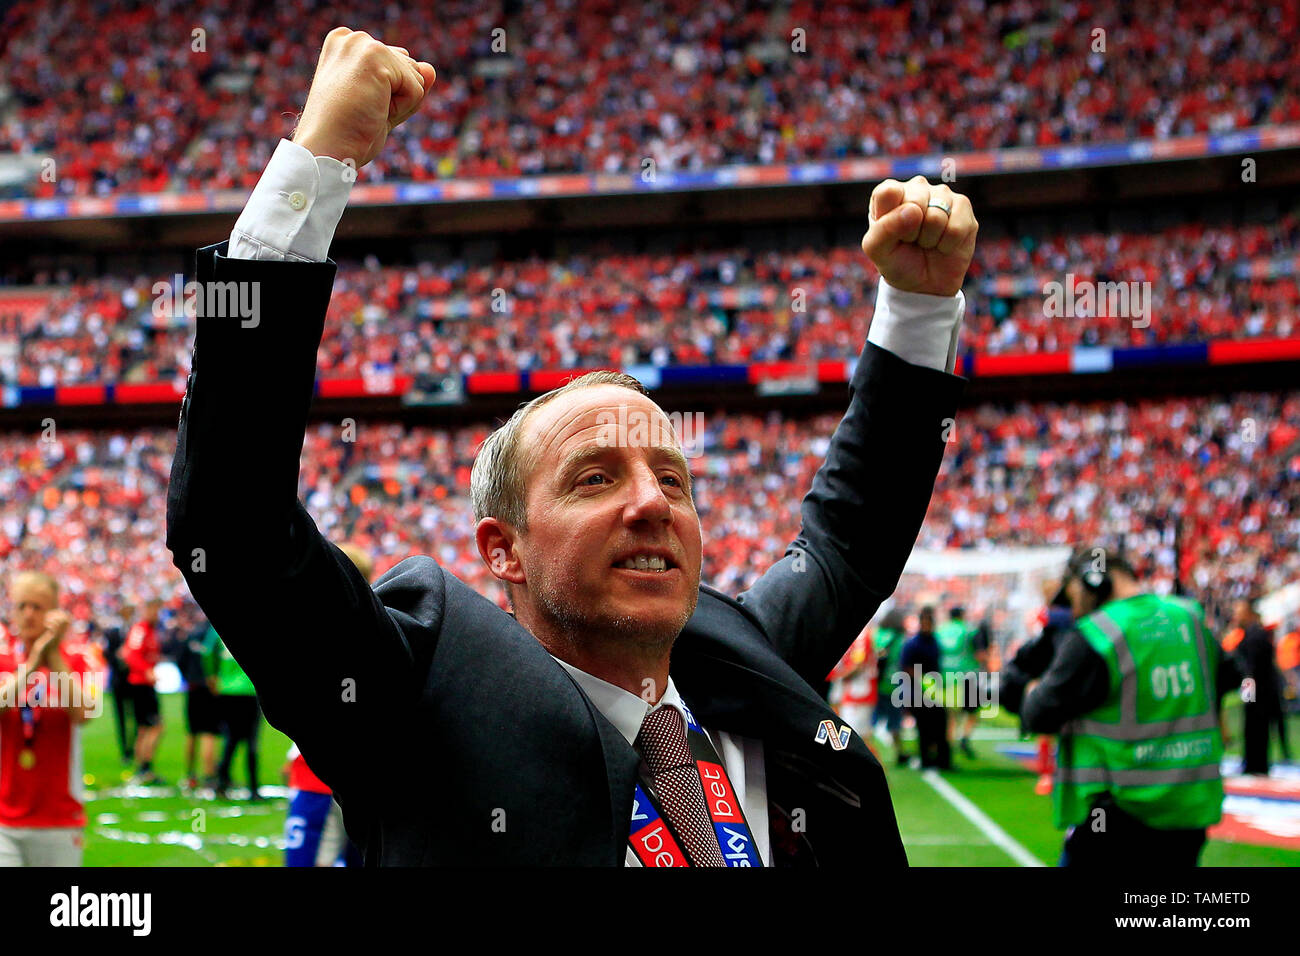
814 719 852 750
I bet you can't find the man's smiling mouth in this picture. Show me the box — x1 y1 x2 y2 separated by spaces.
611 552 676 572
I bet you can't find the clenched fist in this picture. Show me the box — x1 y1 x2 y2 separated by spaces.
861 175 978 298
291 27 437 169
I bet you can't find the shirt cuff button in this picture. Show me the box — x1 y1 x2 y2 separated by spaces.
287 190 308 211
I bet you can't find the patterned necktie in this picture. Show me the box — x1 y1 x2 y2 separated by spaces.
634 706 726 867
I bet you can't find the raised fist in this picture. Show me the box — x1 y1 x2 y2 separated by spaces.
291 27 437 170
861 176 978 298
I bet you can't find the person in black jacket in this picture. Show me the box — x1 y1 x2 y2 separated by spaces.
165 27 978 866
97 609 134 766
174 621 221 789
1231 599 1286 775
1021 580 1074 792
899 607 950 770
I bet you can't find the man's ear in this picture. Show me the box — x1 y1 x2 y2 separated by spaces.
476 517 526 586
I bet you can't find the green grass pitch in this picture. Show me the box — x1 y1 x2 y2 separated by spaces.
77 692 1300 866
82 693 291 866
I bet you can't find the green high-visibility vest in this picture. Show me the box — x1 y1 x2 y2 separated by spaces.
1054 594 1224 831
875 626 903 677
936 620 978 675
202 625 257 697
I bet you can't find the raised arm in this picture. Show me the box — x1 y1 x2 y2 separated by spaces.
165 29 439 793
736 177 977 688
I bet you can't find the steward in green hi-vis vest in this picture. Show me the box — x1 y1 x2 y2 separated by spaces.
1055 594 1224 831
936 619 978 676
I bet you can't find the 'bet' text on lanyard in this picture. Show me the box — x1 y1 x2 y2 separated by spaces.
627 704 763 867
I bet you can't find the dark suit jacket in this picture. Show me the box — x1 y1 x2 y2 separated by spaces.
166 242 965 865
900 633 942 683
1236 624 1282 715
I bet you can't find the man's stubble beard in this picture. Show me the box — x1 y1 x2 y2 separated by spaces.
532 562 700 660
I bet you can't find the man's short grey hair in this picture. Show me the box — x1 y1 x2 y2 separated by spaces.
470 370 650 532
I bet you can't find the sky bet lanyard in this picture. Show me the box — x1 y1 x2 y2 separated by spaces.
627 703 763 867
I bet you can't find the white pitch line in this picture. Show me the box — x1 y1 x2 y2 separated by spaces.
920 769 1045 867
875 725 1022 743
900 835 992 846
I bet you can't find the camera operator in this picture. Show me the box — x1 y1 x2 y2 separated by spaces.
999 549 1241 866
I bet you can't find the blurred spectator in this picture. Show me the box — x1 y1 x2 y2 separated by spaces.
121 597 164 784
1229 599 1288 774
202 626 262 800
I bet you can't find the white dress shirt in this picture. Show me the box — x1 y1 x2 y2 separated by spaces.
224 138 967 866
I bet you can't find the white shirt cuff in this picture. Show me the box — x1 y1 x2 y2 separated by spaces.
866 280 966 373
228 139 354 262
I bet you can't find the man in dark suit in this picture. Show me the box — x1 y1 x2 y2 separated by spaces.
165 28 977 865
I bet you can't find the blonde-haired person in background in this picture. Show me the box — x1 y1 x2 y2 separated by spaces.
0 572 99 866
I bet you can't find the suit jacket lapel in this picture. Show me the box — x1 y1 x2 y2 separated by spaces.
673 641 869 809
552 660 641 866
673 638 835 746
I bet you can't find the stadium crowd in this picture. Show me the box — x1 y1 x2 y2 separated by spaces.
1 391 1295 641
2 215 1297 388
3 0 1298 197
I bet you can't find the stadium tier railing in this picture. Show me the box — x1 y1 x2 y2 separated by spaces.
4 123 1299 224
4 333 1300 409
